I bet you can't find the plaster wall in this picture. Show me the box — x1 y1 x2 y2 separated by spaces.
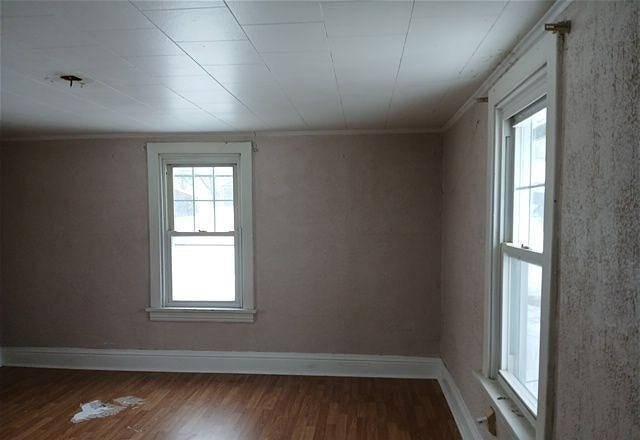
552 2 639 438
0 133 443 356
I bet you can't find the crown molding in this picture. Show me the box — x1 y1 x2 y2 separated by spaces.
0 127 442 142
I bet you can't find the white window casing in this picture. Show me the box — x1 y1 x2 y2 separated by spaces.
481 32 560 440
146 142 255 323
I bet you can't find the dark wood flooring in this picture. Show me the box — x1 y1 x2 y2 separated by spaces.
0 367 461 440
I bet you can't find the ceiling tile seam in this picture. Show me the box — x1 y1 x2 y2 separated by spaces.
173 38 247 44
383 0 415 129
141 6 227 12
222 0 311 130
239 20 325 27
318 3 346 130
128 0 264 130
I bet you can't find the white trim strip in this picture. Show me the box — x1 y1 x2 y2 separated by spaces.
146 307 256 323
438 364 484 440
1 347 441 378
0 127 442 142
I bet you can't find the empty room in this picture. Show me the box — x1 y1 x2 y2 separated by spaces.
0 0 637 439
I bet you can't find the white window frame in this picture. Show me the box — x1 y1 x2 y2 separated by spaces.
146 142 255 323
481 33 559 440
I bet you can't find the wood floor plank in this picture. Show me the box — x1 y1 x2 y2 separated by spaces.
0 367 461 440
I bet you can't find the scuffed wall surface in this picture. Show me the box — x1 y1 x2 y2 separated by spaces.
553 2 640 439
441 102 488 419
0 133 442 356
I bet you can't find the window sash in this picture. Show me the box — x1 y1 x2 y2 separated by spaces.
162 158 243 309
497 98 549 420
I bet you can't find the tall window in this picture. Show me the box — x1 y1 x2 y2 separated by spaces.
500 100 547 414
147 143 254 323
483 29 558 440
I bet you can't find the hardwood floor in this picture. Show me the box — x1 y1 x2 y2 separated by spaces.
0 367 461 440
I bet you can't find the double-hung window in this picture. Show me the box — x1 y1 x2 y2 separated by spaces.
483 33 558 440
146 142 254 322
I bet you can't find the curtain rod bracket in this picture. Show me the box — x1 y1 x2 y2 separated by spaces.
544 20 571 34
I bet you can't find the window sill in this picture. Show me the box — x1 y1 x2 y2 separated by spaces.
474 371 535 440
146 307 256 323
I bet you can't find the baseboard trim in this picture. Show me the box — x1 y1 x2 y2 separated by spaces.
438 362 484 440
1 346 481 439
1 346 441 378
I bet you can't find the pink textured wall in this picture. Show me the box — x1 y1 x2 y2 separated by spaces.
441 102 488 418
1 133 442 356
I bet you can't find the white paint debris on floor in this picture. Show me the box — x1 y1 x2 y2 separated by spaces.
70 396 145 424
114 396 146 407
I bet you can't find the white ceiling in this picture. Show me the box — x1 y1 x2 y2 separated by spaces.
0 1 552 136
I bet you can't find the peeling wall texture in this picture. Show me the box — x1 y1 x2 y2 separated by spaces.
553 1 639 439
0 133 443 356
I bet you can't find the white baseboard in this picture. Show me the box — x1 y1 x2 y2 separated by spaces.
438 363 484 440
1 346 481 439
1 346 441 378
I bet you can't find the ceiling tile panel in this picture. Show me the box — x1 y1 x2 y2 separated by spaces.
411 1 506 21
179 40 263 65
321 1 412 37
243 23 328 52
144 7 245 42
125 55 203 77
227 1 321 25
89 29 183 57
1 15 98 49
203 64 275 85
60 1 155 31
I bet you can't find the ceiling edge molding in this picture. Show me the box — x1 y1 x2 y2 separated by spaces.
0 127 443 142
439 0 573 133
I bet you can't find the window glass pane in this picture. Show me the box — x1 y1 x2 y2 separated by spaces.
530 187 545 252
171 235 235 302
195 201 214 232
530 109 546 185
513 188 530 248
215 201 234 232
215 175 233 201
194 167 213 176
513 123 531 188
214 166 233 176
503 256 541 411
511 107 546 251
173 172 193 201
173 201 194 232
173 167 192 176
194 175 213 200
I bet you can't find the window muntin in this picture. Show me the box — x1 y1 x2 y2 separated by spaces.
499 100 548 416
